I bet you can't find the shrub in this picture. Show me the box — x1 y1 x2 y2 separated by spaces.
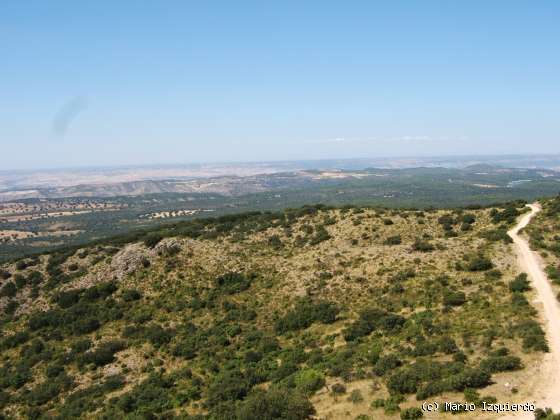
344 308 405 341
145 324 173 348
143 233 163 248
509 273 531 293
401 407 424 420
443 290 466 307
267 235 283 249
172 337 198 360
275 299 338 334
1 331 30 350
215 272 252 294
122 289 142 301
347 389 364 403
374 354 402 376
235 387 315 420
384 235 402 245
25 373 73 406
72 317 101 335
534 408 560 420
516 320 548 352
55 289 82 308
480 228 513 243
411 239 435 252
480 356 522 373
309 226 331 245
0 282 17 298
388 369 422 394
4 300 18 315
437 336 458 354
294 369 325 395
545 265 560 282
115 373 173 414
207 369 251 405
331 383 346 395
466 256 493 272
80 340 126 367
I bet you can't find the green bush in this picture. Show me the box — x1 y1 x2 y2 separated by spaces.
275 299 338 334
412 239 435 252
443 290 466 307
384 235 402 245
235 387 315 420
215 272 252 294
0 282 17 298
534 408 560 420
331 383 346 394
387 368 423 395
466 256 493 272
294 369 325 395
374 354 402 376
480 228 513 243
79 340 126 367
480 356 522 373
509 273 531 293
115 373 173 415
26 373 74 406
143 233 163 248
122 289 142 301
401 407 424 420
343 308 405 341
516 320 548 352
347 389 364 403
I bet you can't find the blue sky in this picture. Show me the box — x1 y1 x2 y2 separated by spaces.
1 1 559 170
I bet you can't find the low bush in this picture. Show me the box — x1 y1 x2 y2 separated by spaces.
344 308 405 341
275 299 338 334
480 355 522 373
215 272 252 294
294 369 325 395
401 407 424 420
79 340 126 367
235 387 315 420
509 273 531 293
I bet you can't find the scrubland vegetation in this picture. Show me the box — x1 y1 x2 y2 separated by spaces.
0 199 552 419
525 196 560 294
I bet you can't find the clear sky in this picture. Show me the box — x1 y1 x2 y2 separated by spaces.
1 1 559 170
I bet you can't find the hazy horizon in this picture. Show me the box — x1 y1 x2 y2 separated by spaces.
2 153 560 180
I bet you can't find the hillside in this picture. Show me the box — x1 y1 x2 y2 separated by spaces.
0 201 554 419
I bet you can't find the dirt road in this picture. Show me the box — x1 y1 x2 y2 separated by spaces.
507 203 560 416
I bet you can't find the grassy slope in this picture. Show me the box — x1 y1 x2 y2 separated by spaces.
0 202 550 419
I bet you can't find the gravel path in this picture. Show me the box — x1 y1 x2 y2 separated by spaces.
506 203 560 417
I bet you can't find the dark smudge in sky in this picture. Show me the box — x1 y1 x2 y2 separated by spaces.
52 96 88 137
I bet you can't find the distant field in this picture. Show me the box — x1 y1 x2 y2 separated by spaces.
1 165 559 262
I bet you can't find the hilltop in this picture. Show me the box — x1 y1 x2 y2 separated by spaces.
0 200 556 419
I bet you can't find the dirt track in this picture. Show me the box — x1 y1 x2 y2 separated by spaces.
506 203 560 417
